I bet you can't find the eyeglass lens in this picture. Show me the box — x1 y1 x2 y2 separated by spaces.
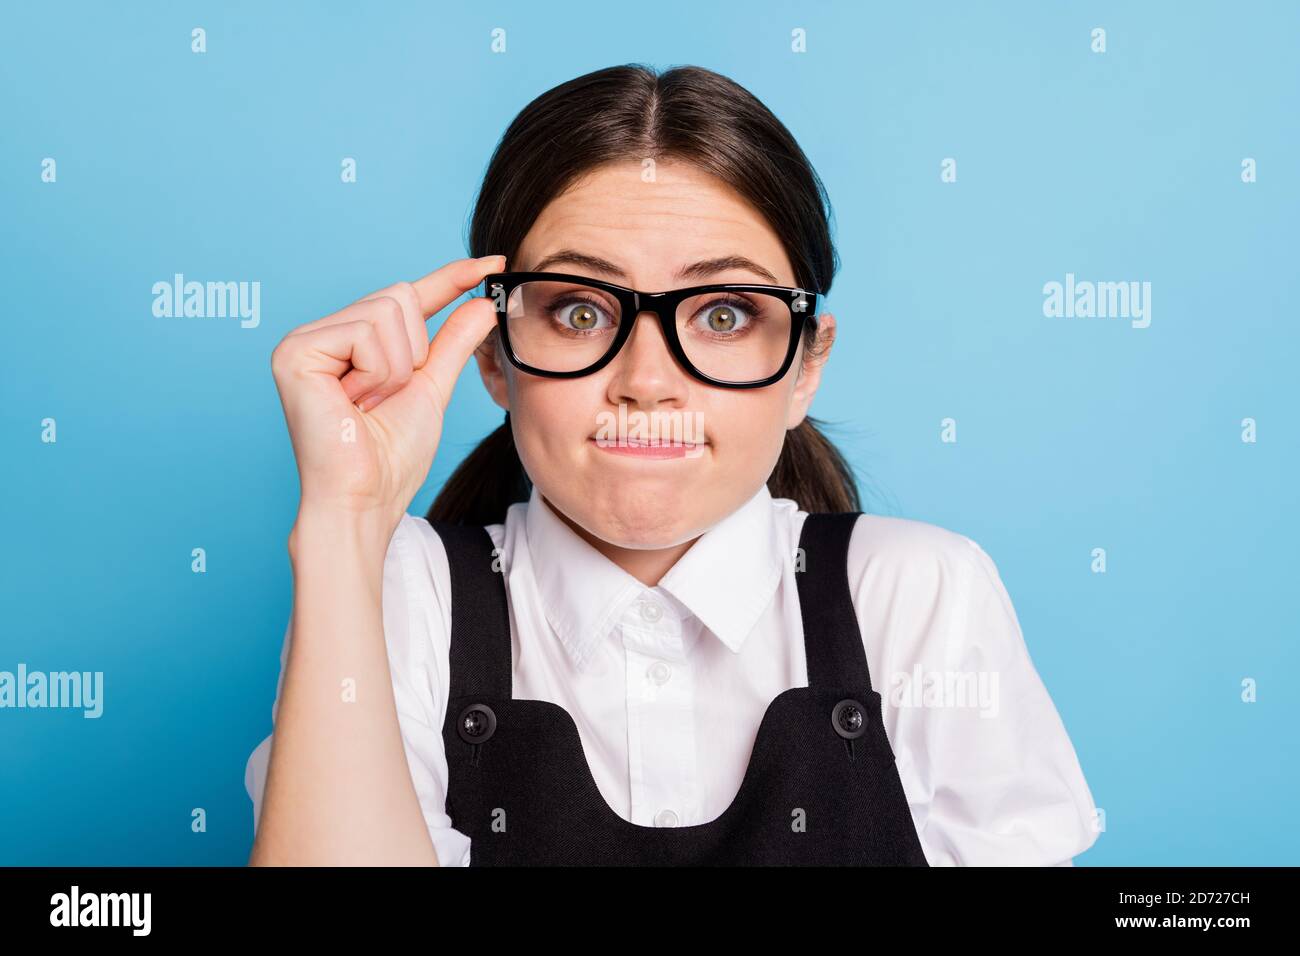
503 279 800 382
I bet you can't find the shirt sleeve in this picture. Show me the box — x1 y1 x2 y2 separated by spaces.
244 622 289 835
385 513 473 867
851 516 1101 866
244 513 472 866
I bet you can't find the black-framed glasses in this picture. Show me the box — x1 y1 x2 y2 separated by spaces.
483 272 820 389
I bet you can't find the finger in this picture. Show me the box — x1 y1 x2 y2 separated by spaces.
285 294 395 339
284 255 502 345
278 317 390 405
359 281 428 370
410 255 506 320
347 296 415 410
408 293 500 418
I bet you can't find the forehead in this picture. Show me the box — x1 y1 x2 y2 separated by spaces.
516 160 795 286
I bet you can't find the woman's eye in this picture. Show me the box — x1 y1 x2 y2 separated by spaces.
557 300 614 331
693 300 753 334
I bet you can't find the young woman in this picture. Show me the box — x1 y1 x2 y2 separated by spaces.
245 64 1099 866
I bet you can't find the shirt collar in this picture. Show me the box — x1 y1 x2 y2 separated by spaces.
522 482 783 671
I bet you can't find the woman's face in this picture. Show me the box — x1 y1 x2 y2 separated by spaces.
475 159 836 551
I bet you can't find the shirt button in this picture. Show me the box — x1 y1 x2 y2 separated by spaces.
647 660 672 685
654 808 679 827
639 601 663 623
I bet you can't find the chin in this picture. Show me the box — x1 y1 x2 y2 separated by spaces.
573 491 700 549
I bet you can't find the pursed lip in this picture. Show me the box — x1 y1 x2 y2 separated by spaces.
588 435 708 459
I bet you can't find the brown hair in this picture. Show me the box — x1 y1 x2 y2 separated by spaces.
428 63 861 526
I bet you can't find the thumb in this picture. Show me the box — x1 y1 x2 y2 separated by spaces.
409 293 501 418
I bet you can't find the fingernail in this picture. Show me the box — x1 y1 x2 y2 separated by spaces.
477 254 506 267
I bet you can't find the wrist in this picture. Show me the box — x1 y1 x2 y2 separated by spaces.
288 506 398 567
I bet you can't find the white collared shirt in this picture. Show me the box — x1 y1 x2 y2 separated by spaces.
246 483 1100 866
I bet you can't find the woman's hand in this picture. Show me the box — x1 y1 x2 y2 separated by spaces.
270 255 506 535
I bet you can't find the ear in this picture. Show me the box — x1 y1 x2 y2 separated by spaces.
785 312 836 430
473 327 511 411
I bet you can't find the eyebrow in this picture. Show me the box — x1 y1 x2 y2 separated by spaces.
526 249 783 286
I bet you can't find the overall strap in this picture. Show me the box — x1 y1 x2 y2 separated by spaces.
795 512 875 692
422 519 512 700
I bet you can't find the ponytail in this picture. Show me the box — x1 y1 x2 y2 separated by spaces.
768 415 862 514
425 412 861 525
425 412 531 527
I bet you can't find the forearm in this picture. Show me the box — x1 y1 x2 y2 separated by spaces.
249 511 439 866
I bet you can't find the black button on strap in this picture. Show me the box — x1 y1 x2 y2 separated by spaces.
831 698 868 740
457 703 497 745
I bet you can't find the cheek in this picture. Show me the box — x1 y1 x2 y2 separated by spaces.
707 391 792 460
509 379 602 460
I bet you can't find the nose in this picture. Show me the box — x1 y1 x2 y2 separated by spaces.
605 308 689 410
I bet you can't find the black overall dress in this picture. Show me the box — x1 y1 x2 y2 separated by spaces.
425 511 930 866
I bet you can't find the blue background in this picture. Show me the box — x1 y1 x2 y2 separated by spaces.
2 0 1295 865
